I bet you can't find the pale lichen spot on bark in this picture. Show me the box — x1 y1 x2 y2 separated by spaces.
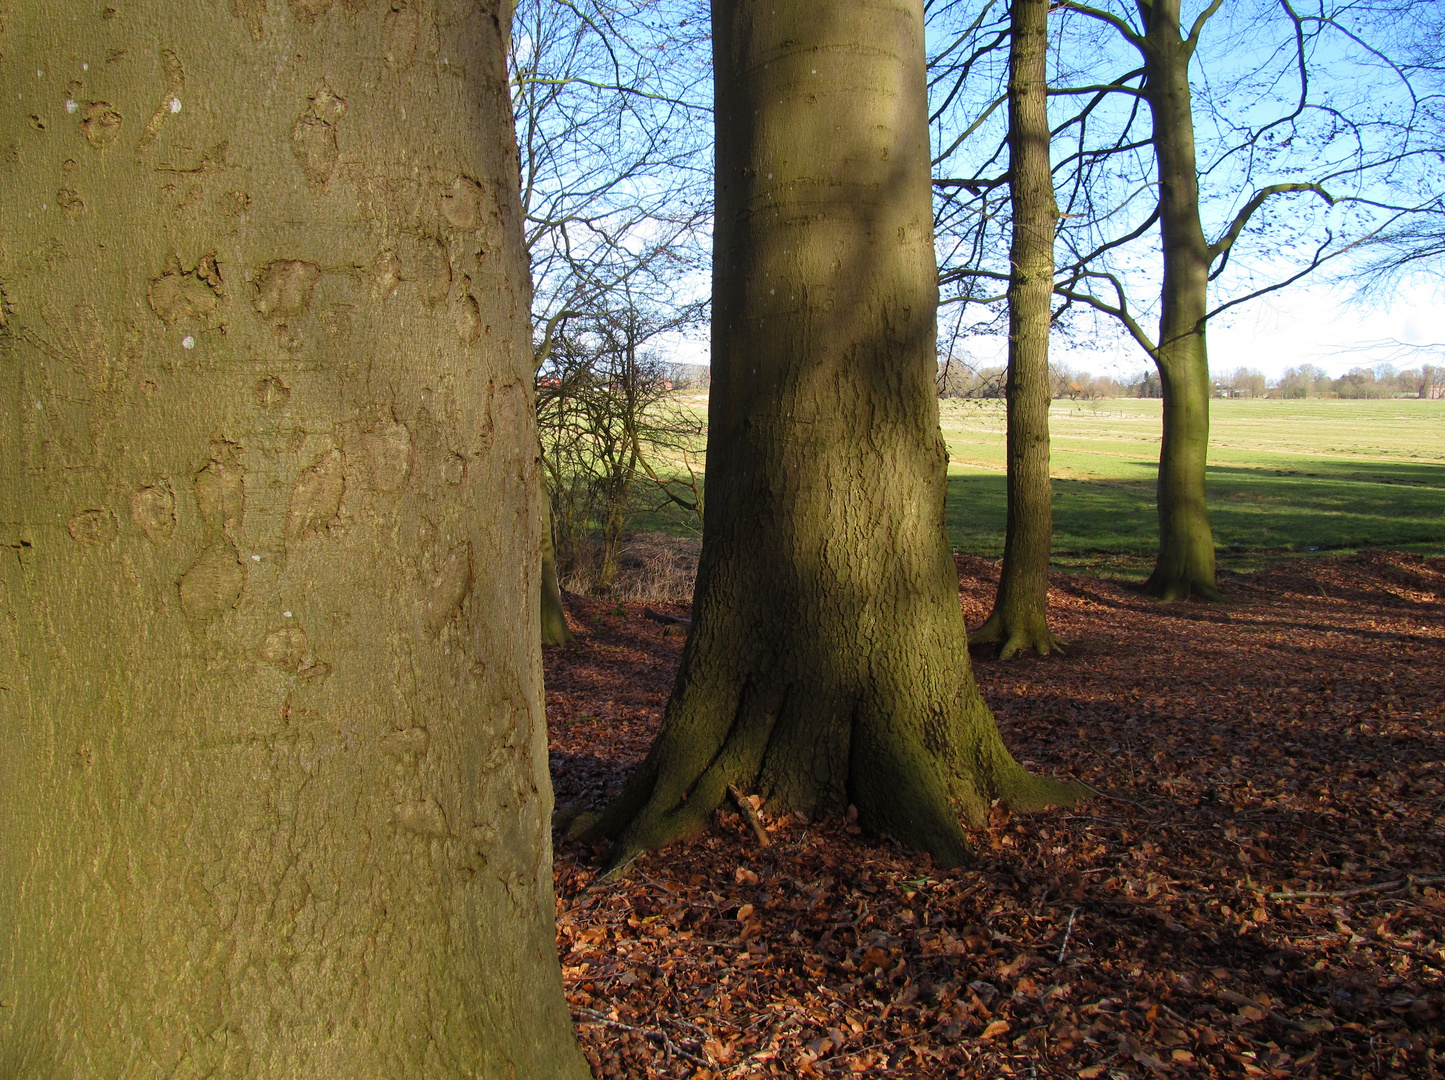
130 480 177 543
194 440 246 535
285 448 345 541
425 541 472 633
290 85 346 188
180 541 246 621
394 798 448 837
251 259 321 323
148 252 224 327
67 508 116 545
254 375 290 408
80 101 122 149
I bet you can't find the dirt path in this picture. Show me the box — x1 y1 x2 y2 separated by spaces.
546 552 1445 1079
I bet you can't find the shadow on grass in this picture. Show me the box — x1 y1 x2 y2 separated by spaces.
946 464 1445 562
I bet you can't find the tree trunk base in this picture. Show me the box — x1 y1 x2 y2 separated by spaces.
579 675 1087 873
968 611 1066 660
1142 565 1223 602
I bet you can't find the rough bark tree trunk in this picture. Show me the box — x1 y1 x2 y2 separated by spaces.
1141 0 1221 601
968 0 1064 658
0 2 588 1075
582 0 1082 870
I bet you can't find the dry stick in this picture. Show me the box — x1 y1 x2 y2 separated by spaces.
729 784 771 848
1267 873 1445 901
1216 989 1335 1034
1057 906 1081 964
571 1008 713 1069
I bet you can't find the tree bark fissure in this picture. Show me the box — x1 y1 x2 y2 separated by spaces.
585 0 1081 871
969 0 1065 658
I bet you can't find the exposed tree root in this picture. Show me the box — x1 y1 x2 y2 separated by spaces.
581 686 1088 874
968 612 1067 659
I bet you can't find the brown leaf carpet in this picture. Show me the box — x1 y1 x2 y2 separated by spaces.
546 552 1445 1079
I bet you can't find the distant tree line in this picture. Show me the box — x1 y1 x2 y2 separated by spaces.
937 359 1445 401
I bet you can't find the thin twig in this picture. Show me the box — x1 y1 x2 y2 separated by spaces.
1267 873 1445 900
1058 907 1081 963
729 784 772 848
571 1007 713 1068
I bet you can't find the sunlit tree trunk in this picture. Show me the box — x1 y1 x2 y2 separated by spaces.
583 0 1081 870
0 2 587 1074
969 0 1064 657
1141 0 1220 600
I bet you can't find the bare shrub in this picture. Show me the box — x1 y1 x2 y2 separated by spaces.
560 532 699 602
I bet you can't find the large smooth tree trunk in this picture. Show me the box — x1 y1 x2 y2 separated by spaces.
0 3 588 1075
969 0 1064 658
1141 0 1221 600
583 0 1081 870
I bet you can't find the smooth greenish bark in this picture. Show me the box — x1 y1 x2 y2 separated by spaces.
0 3 588 1075
1140 0 1221 601
969 0 1064 658
583 0 1082 871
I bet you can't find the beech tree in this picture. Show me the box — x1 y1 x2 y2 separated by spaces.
931 0 1424 601
967 0 1064 658
0 2 588 1074
581 0 1082 870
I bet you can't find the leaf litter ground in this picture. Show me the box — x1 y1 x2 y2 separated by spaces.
546 552 1445 1079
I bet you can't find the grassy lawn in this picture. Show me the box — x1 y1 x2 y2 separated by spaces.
940 397 1445 573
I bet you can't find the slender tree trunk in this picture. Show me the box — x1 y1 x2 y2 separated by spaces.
1141 0 1221 600
582 0 1082 870
969 0 1064 658
0 3 588 1075
540 482 574 643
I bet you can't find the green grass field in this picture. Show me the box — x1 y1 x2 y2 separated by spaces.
632 395 1445 573
939 397 1445 572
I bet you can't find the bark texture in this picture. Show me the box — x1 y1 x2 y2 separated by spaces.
0 3 587 1076
1141 0 1221 601
969 0 1063 658
585 0 1081 870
